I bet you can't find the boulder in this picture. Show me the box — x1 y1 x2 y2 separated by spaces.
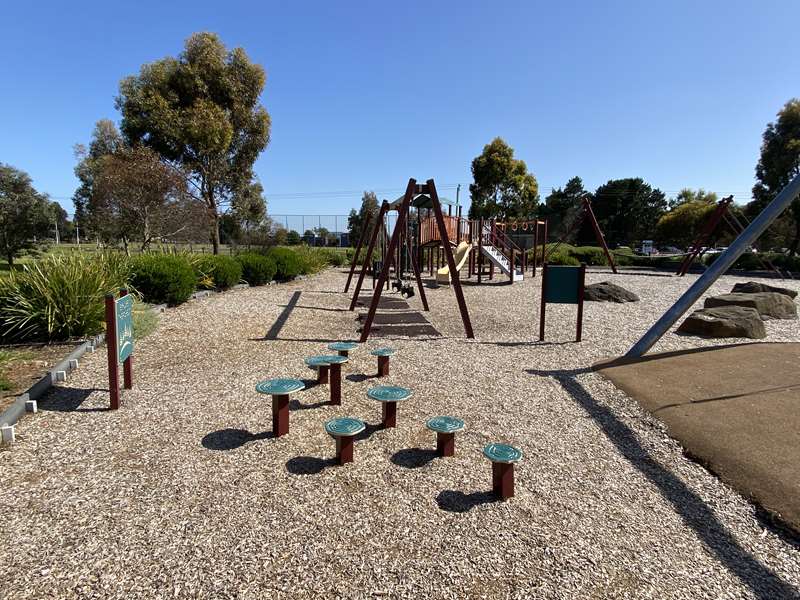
731 281 797 299
584 281 639 303
677 306 766 339
704 292 797 320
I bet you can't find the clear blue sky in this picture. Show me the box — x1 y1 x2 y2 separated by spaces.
1 0 798 219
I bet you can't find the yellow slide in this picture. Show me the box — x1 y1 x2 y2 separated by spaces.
436 241 472 284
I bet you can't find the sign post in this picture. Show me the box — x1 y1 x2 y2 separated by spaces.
539 263 586 342
105 289 134 409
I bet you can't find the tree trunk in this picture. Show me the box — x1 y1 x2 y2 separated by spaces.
212 212 221 255
122 235 130 257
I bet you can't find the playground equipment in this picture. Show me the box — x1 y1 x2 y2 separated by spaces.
484 443 523 500
328 341 359 357
539 264 587 342
546 197 617 273
426 416 465 457
627 171 800 357
325 417 366 465
255 378 305 438
367 385 413 428
370 347 395 377
676 195 786 278
436 241 472 284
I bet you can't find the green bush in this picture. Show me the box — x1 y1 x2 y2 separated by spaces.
131 254 196 306
193 255 242 290
236 253 277 286
267 247 303 280
0 253 132 341
705 251 800 272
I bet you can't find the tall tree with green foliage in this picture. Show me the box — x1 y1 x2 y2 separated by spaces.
541 176 586 236
347 191 379 247
584 178 667 247
116 32 271 254
468 138 539 220
669 188 718 209
0 164 52 265
231 180 267 246
748 99 800 254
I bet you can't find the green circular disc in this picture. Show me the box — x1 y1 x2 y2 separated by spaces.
483 443 522 464
255 378 305 395
328 341 359 352
304 355 333 367
367 385 412 402
318 354 348 365
370 347 396 357
426 416 465 434
325 417 366 437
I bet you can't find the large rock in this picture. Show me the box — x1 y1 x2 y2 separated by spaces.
704 292 797 320
584 281 639 303
677 306 766 339
731 281 798 299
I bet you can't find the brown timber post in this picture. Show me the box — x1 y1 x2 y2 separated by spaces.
105 293 120 410
576 263 586 342
344 213 372 293
583 198 617 274
349 202 389 311
428 179 474 338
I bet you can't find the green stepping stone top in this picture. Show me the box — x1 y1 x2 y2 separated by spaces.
370 347 396 357
426 416 465 434
328 341 359 352
483 443 523 464
255 378 305 395
318 354 348 365
304 355 335 368
367 385 412 402
325 417 366 437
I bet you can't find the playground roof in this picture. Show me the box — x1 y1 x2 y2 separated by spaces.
387 193 456 210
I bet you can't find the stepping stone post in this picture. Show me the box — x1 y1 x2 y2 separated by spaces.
325 417 366 465
426 416 465 457
370 347 396 377
255 378 305 438
305 355 331 384
483 443 523 500
328 341 359 357
367 385 412 428
318 355 348 405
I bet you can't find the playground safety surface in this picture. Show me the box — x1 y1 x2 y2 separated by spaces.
596 342 800 533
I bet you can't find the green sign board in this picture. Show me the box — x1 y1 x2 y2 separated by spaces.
115 294 134 363
544 266 582 304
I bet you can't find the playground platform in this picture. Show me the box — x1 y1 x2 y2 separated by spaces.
597 342 800 533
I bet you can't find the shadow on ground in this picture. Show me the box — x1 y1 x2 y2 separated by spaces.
526 366 797 600
202 428 272 451
391 447 437 469
285 456 337 475
38 387 110 412
436 490 498 513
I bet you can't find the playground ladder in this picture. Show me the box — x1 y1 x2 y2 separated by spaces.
480 223 524 281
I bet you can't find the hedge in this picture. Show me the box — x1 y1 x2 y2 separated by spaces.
236 253 277 286
193 255 242 290
130 254 196 306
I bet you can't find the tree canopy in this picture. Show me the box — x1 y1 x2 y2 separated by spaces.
0 164 53 264
583 178 667 247
468 138 539 220
748 98 800 254
541 176 586 236
116 32 271 253
347 191 379 247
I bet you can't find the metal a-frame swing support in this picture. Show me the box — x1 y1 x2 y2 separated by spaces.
359 178 474 342
627 171 800 358
545 197 618 274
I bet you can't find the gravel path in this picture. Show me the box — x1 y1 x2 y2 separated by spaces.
1 268 799 599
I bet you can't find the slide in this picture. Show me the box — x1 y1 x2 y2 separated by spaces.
436 241 472 284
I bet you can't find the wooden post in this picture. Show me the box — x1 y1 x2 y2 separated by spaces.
532 222 538 276
428 179 474 338
406 234 429 311
377 355 390 377
317 365 329 385
104 294 120 410
272 394 289 437
120 289 132 389
509 248 515 284
478 218 484 284
492 462 515 499
576 263 586 342
583 198 617 274
349 202 389 311
436 432 455 457
344 213 372 293
382 402 398 428
336 436 354 464
539 264 548 341
330 363 342 405
360 180 416 342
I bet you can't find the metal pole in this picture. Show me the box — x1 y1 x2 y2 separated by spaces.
626 172 800 358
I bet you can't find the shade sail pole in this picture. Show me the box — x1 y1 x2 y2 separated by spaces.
626 171 800 358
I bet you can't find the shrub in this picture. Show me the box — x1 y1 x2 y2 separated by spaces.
130 254 196 306
193 255 242 290
267 247 303 280
236 253 277 286
0 253 132 341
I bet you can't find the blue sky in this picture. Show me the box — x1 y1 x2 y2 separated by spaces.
1 0 798 220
